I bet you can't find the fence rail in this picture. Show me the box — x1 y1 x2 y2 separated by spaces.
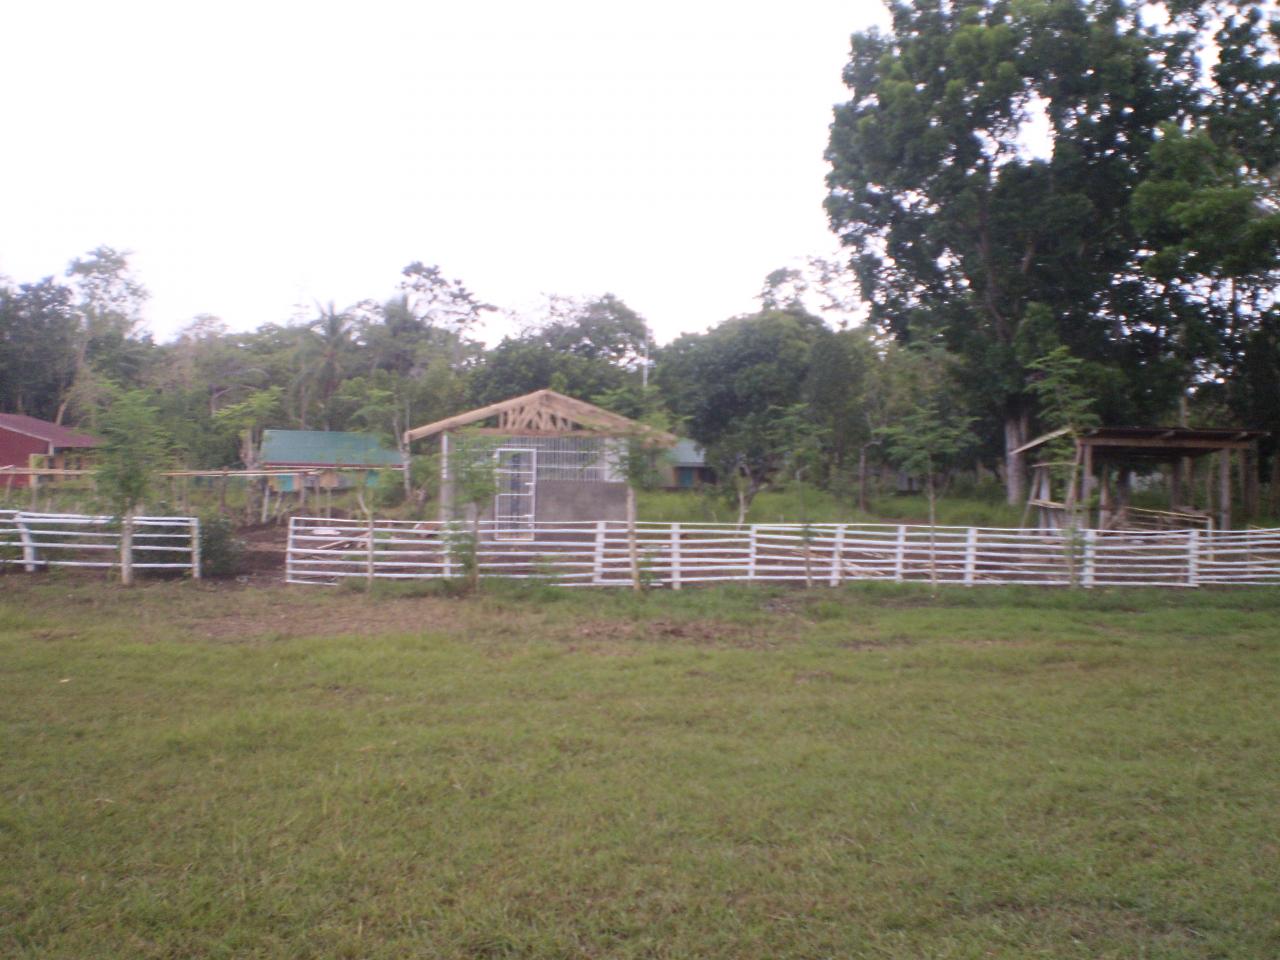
286 517 1280 589
0 510 200 578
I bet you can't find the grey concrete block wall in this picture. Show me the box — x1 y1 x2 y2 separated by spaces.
533 480 628 523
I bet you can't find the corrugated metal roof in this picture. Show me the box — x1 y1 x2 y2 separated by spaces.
0 413 100 448
259 430 404 467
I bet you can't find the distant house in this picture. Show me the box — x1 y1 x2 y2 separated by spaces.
663 439 715 489
0 414 101 487
258 429 405 492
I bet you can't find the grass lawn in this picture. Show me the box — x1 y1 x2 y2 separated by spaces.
2 576 1278 958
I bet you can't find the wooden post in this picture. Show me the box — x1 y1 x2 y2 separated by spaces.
670 523 681 590
829 524 845 587
260 479 271 524
366 514 376 587
626 484 641 593
592 520 605 585
1243 445 1259 521
1219 449 1231 532
18 514 37 572
1186 529 1199 587
1082 528 1096 589
963 527 978 586
893 524 907 582
29 473 38 510
746 526 757 581
190 518 202 580
1081 442 1094 526
120 511 134 586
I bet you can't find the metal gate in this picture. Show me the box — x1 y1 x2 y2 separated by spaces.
493 447 536 540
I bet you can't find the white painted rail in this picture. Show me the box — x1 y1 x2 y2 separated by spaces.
0 510 200 578
285 517 1280 589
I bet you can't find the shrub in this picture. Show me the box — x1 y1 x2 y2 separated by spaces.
199 516 246 579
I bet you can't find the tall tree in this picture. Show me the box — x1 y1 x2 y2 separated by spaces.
61 246 151 423
657 308 828 522
825 0 1194 503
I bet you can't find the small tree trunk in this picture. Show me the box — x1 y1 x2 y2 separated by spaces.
927 475 937 591
1004 409 1028 506
470 509 482 594
120 510 135 586
857 444 870 514
627 484 641 592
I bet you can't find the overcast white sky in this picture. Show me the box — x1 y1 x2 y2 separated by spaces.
0 1 889 345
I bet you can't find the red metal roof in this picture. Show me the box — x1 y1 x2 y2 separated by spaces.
0 413 101 448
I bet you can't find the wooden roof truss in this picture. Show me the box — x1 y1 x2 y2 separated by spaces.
404 389 677 446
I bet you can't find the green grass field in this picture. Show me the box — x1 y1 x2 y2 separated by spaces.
2 576 1278 958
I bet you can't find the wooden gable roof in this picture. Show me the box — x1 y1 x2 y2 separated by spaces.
404 389 677 446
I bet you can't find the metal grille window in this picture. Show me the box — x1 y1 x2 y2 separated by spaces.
449 435 622 484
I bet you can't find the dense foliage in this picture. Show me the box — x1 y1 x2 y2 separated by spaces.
0 1 1275 511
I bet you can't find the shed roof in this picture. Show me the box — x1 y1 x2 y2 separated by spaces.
259 430 404 468
405 389 677 446
0 413 100 448
1013 425 1267 460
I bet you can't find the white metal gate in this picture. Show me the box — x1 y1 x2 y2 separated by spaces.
493 448 536 540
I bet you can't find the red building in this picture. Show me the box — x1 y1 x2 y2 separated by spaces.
0 414 101 487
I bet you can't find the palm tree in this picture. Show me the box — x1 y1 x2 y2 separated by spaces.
295 302 356 430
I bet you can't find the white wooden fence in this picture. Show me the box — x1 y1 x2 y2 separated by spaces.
0 510 201 578
286 517 1280 589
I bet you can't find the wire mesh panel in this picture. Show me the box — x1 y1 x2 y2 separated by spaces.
447 435 621 484
493 447 536 540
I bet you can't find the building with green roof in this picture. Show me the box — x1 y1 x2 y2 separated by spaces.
259 430 404 491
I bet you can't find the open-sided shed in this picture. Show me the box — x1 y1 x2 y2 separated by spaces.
404 389 676 536
1016 426 1267 531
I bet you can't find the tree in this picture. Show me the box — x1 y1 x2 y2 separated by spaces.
1025 345 1101 521
469 295 652 407
214 388 283 520
657 308 827 523
0 278 79 420
295 302 356 429
95 389 170 585
61 247 150 423
399 262 495 336
825 0 1194 504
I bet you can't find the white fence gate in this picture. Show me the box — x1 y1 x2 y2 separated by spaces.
0 510 201 578
286 517 1280 589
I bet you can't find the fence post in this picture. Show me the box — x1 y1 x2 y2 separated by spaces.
17 514 37 572
963 527 978 586
894 524 906 582
1186 529 1200 587
593 520 605 585
443 522 455 580
830 524 845 586
1082 528 1096 589
670 523 681 590
366 515 376 586
120 512 134 586
285 516 295 583
190 518 202 580
747 526 757 581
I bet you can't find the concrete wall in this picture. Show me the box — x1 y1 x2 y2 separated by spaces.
438 478 628 525
534 480 627 523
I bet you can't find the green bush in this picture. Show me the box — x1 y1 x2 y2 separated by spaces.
198 516 246 578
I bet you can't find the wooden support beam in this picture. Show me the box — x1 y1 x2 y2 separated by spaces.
1219 448 1231 531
